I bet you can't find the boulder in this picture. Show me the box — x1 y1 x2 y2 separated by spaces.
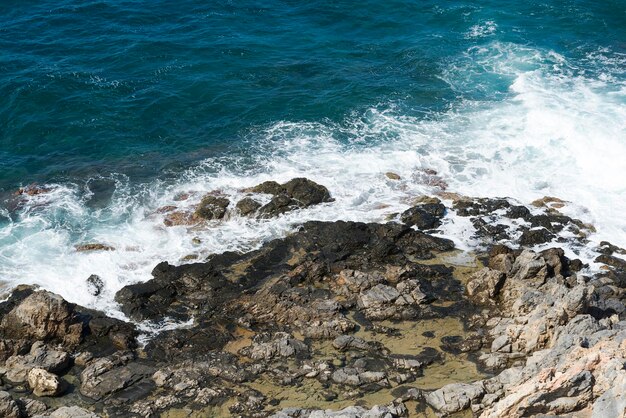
28 368 65 397
0 291 83 347
235 197 262 216
247 181 285 195
258 194 297 218
282 178 331 207
358 284 400 308
467 268 506 304
162 210 195 226
4 342 70 382
194 195 229 220
251 178 332 218
519 228 555 246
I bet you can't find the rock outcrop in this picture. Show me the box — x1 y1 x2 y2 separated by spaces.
0 194 624 417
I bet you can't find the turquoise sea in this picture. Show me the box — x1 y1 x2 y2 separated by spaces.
1 0 625 309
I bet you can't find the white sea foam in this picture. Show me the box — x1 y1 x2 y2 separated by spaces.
466 21 498 39
0 41 625 317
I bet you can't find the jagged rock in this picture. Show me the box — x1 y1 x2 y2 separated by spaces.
4 342 70 382
194 195 229 220
591 373 626 418
86 275 104 296
467 268 506 303
0 339 30 362
236 197 262 216
20 398 48 416
490 335 511 353
332 335 371 351
336 270 384 293
0 391 21 418
28 368 65 397
359 284 400 308
425 382 485 414
385 172 401 180
241 333 309 361
510 250 548 283
80 352 154 401
0 290 83 347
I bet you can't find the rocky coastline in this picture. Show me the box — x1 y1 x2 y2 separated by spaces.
1 178 625 417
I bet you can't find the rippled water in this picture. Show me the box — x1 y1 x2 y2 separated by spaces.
1 0 625 312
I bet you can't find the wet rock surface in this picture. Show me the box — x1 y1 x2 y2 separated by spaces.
160 177 333 227
0 193 624 417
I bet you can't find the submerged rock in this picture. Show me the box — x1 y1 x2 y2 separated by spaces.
74 243 115 252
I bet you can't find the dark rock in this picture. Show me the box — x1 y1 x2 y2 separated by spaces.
194 195 230 220
282 178 332 206
400 200 446 230
258 194 298 218
236 197 262 216
251 178 332 218
247 181 285 195
86 275 104 297
519 228 555 246
505 205 532 220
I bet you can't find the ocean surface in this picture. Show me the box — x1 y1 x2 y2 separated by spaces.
1 0 625 315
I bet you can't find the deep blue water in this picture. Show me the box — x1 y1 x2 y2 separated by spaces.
1 0 624 191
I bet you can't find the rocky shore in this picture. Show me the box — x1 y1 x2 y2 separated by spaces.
1 178 625 417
